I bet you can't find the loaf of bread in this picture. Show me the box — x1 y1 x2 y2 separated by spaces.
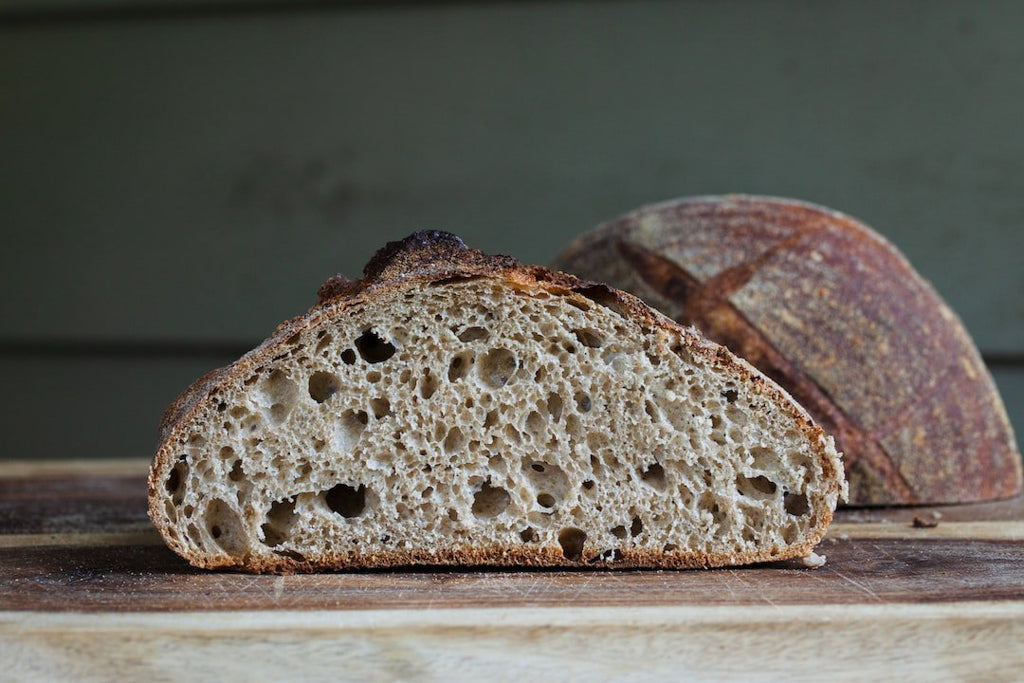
149 231 845 572
553 196 1022 505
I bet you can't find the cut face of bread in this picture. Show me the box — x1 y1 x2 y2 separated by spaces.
149 232 844 572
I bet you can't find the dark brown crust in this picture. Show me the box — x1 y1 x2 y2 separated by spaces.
553 195 1022 506
148 230 842 572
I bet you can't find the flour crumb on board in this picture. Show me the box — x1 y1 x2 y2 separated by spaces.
800 552 827 569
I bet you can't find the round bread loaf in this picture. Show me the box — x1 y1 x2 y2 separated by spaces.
552 195 1021 505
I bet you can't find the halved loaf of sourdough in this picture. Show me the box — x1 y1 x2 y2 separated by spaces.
149 231 845 572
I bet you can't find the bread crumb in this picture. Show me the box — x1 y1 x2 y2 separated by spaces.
931 510 942 520
800 552 826 568
912 516 939 529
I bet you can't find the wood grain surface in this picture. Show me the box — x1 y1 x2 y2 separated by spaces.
1 460 1022 679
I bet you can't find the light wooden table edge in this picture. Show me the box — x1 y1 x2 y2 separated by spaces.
0 458 151 478
2 601 1022 631
2 607 1021 680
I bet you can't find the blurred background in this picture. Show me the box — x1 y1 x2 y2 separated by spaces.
1 0 1021 461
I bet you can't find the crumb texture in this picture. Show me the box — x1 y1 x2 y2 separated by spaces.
152 277 841 571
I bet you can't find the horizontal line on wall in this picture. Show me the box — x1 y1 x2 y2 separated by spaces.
0 0 573 29
0 338 1022 367
0 339 252 359
982 352 1024 367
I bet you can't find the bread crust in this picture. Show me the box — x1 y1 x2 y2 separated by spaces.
149 230 843 572
553 195 1022 506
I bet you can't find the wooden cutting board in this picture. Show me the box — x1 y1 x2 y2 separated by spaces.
1 460 1022 681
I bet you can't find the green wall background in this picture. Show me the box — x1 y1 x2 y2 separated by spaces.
1 0 1021 460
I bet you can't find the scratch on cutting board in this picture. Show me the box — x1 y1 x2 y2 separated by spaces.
832 569 883 602
729 570 779 608
868 541 903 564
518 575 543 602
722 571 741 600
273 576 285 601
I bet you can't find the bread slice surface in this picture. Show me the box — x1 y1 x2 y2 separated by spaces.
149 231 844 572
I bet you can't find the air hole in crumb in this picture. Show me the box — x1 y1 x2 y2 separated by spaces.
165 466 181 495
537 493 556 509
582 480 595 491
573 328 604 348
472 482 511 518
591 549 619 563
546 393 563 421
640 463 667 491
355 329 396 363
480 348 517 389
610 525 627 539
205 499 247 554
228 460 245 482
448 352 473 382
558 528 587 561
261 370 299 424
167 456 188 504
457 326 489 342
420 370 438 399
590 454 602 475
315 333 333 354
275 549 306 562
325 483 367 518
531 463 545 473
520 527 538 543
737 474 777 497
261 497 297 547
448 508 459 521
484 410 499 428
370 397 391 419
334 409 368 451
630 516 643 537
525 410 545 438
574 392 592 413
308 371 341 403
443 427 466 454
341 349 356 365
723 389 739 403
784 492 810 516
664 543 679 552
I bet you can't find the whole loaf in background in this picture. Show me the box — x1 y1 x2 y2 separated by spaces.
552 195 1022 506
